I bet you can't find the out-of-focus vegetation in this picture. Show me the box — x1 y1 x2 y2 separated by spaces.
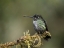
0 0 64 48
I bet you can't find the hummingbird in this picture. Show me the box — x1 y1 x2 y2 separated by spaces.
23 14 51 40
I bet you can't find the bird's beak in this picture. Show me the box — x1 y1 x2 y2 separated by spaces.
23 15 33 18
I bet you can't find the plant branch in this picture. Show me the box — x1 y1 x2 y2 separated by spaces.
0 30 51 48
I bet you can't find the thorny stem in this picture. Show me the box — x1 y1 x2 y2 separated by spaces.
0 30 51 48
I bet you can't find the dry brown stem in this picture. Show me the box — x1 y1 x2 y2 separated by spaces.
0 30 51 48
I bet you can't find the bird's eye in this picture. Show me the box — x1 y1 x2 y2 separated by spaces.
38 17 39 18
35 18 36 19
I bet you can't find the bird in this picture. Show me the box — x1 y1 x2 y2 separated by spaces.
23 14 51 40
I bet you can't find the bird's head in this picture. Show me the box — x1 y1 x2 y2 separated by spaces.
23 14 43 20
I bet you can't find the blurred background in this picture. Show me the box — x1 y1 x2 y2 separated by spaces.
0 0 64 48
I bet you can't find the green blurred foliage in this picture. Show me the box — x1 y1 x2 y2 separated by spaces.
0 0 64 48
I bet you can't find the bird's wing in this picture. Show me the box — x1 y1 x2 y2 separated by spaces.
42 19 48 31
37 20 46 30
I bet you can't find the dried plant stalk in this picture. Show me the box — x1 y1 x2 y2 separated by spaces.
0 30 51 48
